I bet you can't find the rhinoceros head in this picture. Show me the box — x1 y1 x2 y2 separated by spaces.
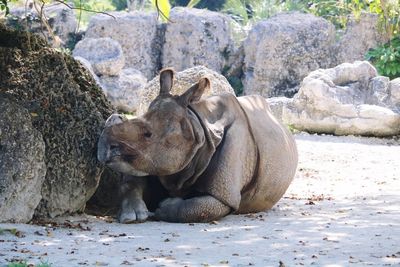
97 69 209 176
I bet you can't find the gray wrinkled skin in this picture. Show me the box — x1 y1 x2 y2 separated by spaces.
98 69 298 223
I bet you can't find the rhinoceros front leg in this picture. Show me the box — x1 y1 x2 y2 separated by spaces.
118 175 149 223
155 196 231 223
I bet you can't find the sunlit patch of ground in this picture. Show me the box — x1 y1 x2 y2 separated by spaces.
1 133 399 267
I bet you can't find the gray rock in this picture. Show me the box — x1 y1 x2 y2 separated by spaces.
224 44 245 95
369 76 390 106
162 7 234 73
74 56 100 84
85 11 160 79
138 66 235 115
389 78 400 108
99 68 147 113
0 98 46 223
336 13 389 64
266 97 293 124
283 61 400 136
243 12 336 97
73 37 125 76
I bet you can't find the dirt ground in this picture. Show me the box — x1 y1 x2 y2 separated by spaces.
1 133 399 267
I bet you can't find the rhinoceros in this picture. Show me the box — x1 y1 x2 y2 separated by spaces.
97 69 298 223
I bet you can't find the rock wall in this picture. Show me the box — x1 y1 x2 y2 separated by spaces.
8 6 390 102
71 8 390 113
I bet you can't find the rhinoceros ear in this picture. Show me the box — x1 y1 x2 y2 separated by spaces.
159 68 174 96
179 77 210 106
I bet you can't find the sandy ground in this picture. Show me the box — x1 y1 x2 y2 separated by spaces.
1 133 399 267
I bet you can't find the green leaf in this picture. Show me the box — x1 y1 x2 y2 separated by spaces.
186 0 201 8
152 0 171 22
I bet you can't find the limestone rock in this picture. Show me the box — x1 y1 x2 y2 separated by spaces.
74 56 100 84
138 66 235 115
369 76 390 106
243 12 336 97
390 78 400 107
99 68 147 113
0 25 114 218
162 7 234 73
266 97 293 124
336 13 389 64
283 61 400 136
85 11 160 79
0 98 46 223
73 37 125 76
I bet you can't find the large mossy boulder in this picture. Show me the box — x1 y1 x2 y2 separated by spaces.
0 24 114 220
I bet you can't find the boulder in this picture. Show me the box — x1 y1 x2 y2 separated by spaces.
73 37 125 76
162 7 234 73
74 56 100 84
390 78 400 107
336 13 389 64
0 98 46 223
99 68 147 113
266 97 293 124
368 76 390 106
7 2 77 47
283 61 400 136
242 12 336 97
85 11 160 79
137 66 235 115
0 25 114 219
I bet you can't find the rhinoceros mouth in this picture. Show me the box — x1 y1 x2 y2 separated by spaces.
106 159 149 177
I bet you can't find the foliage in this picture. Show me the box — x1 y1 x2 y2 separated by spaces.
111 0 127 10
152 0 171 21
186 0 201 8
194 0 225 11
369 0 400 39
365 0 400 78
220 0 400 34
222 0 285 24
366 36 400 79
221 0 312 25
0 0 10 15
308 0 355 28
1 0 17 16
72 0 116 29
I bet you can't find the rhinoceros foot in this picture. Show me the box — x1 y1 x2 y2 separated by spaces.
118 197 149 223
